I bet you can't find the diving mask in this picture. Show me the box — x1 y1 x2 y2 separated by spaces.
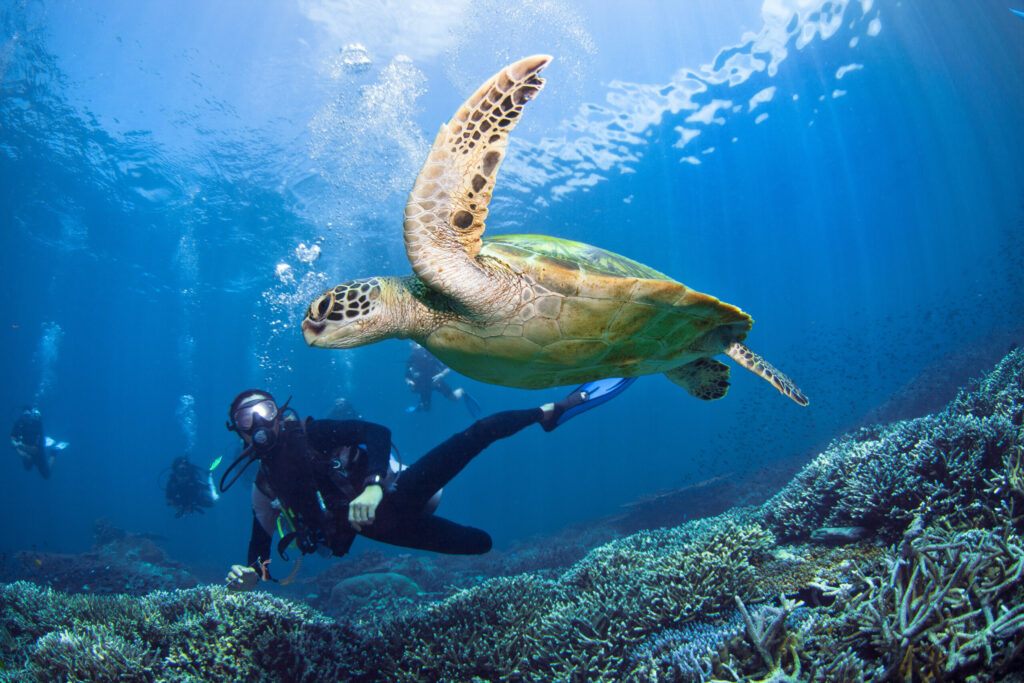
232 396 278 432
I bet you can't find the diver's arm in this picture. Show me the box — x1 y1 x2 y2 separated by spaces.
356 421 392 483
307 419 392 481
11 417 25 446
227 485 276 591
246 515 272 570
247 485 278 568
225 517 269 592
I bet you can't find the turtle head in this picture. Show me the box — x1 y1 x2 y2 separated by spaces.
302 277 396 348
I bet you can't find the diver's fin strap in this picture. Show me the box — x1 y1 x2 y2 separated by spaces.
726 342 809 406
664 358 731 401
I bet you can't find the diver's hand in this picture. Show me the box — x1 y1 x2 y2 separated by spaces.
225 564 258 592
349 485 383 531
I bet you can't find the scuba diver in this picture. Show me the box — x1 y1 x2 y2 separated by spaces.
326 396 362 421
405 342 481 419
10 407 67 479
163 455 220 517
223 377 635 591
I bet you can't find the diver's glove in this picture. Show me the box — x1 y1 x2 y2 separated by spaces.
225 564 259 592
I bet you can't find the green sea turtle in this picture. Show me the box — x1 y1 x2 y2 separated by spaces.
301 55 808 406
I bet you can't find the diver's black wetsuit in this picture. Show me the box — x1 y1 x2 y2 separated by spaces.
245 408 543 570
11 411 48 478
165 457 215 517
406 344 458 411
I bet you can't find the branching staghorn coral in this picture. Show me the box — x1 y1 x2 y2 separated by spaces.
727 595 805 681
0 582 365 682
760 349 1024 544
358 514 778 682
985 443 1024 527
29 625 157 682
837 519 1024 680
628 612 745 681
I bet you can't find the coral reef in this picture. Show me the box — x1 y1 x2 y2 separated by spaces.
827 517 1024 680
1 349 1022 681
0 582 365 682
1 519 197 595
760 348 1024 543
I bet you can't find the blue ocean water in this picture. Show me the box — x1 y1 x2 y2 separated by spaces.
1 0 1022 584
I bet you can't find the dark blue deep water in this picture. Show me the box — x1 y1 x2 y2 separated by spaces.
2 0 1022 583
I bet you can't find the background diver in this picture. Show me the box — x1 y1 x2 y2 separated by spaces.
223 377 633 591
326 396 362 421
10 406 68 480
404 342 481 419
163 455 221 517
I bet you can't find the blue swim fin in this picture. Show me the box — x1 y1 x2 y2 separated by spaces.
544 377 637 431
463 393 482 419
1012 8 1024 18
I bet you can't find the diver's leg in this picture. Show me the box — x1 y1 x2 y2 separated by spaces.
360 513 491 555
392 408 542 509
437 380 459 402
33 448 52 479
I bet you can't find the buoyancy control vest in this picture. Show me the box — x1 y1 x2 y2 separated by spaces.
257 420 359 558
258 419 445 559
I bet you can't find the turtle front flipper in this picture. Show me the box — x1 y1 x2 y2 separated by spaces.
403 55 551 316
726 343 809 406
665 358 731 401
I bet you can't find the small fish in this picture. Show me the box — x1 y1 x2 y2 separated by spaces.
34 559 42 566
810 526 870 545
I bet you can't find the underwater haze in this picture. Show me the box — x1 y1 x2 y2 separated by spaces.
2 0 1023 586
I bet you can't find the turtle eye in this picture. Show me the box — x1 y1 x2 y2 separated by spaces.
308 293 332 322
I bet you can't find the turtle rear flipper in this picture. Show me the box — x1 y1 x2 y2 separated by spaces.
726 343 809 406
403 55 551 316
665 358 731 401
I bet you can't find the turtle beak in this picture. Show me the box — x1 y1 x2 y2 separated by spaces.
302 319 325 346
